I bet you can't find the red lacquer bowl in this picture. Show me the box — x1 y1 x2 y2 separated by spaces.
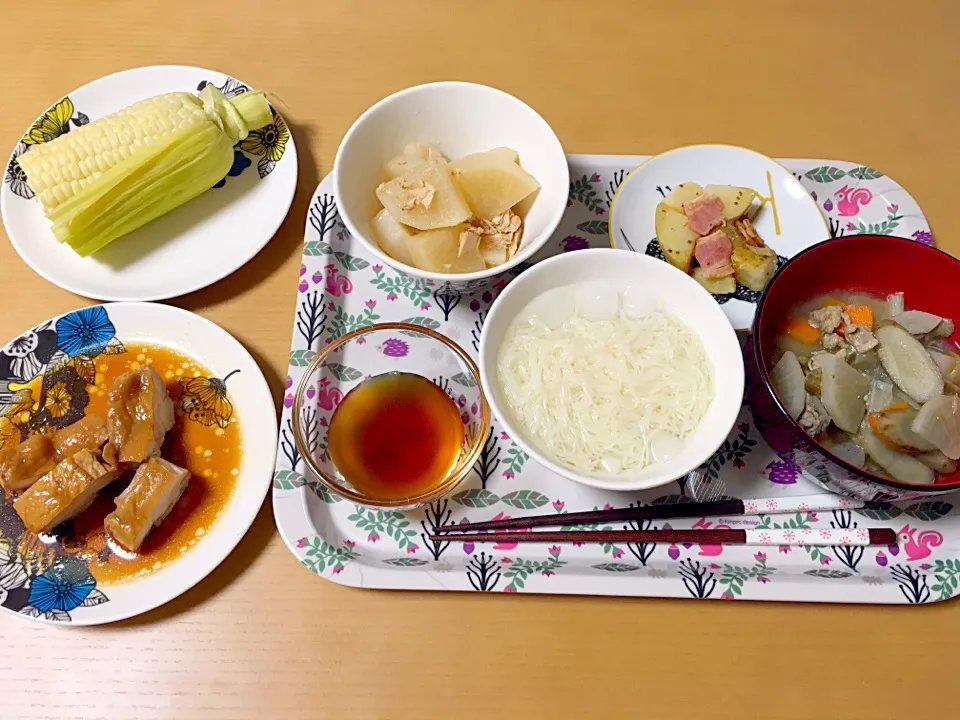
747 234 960 501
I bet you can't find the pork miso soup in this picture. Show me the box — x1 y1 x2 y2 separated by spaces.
769 291 960 484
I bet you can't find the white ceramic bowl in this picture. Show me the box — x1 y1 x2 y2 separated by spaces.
333 82 569 292
479 248 745 493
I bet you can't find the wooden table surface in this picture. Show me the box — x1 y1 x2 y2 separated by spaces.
2 2 958 718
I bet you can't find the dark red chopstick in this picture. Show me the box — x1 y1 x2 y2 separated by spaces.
430 527 898 547
436 494 872 534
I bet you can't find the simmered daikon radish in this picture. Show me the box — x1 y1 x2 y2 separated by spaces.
820 355 869 433
867 403 937 452
912 395 960 460
770 351 806 419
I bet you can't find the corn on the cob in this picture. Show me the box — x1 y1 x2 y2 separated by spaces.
17 85 273 257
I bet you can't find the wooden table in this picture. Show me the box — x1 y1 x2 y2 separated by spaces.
2 2 958 718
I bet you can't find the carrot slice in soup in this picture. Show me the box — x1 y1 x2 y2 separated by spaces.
784 318 821 345
843 304 874 330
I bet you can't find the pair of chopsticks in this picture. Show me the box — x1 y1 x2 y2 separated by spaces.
431 493 898 548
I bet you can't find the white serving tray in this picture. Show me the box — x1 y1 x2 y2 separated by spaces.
273 153 959 603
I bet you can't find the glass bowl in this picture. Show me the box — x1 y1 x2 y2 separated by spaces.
293 322 490 509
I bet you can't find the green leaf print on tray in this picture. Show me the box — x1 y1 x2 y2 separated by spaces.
302 240 370 271
700 423 756 480
569 173 604 213
931 560 960 602
846 166 883 180
593 563 642 573
383 558 430 567
452 488 499 508
398 317 441 336
500 489 548 510
576 220 609 235
718 554 775 599
503 547 565 592
299 537 360 575
273 469 308 490
369 265 431 307
903 501 953 521
852 204 903 235
804 166 847 183
501 446 529 480
348 506 418 550
289 349 318 367
325 362 362 381
328 303 380 340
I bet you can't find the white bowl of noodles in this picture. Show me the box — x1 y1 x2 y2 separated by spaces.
479 248 744 492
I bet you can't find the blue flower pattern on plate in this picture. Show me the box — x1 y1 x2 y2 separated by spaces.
55 306 115 357
27 559 96 612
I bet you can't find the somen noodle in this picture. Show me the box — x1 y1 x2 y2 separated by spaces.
498 307 713 474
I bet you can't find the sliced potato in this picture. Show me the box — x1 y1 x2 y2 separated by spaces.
660 183 703 212
404 226 485 274
654 206 697 272
377 160 472 231
449 151 539 219
703 184 758 220
372 208 417 265
731 244 777 291
692 267 735 295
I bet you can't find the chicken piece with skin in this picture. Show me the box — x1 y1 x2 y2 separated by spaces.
13 449 119 535
52 414 108 456
0 434 59 492
0 414 111 492
107 366 175 464
104 457 190 552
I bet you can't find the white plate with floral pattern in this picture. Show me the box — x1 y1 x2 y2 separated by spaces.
0 302 276 625
609 144 829 330
1 65 298 301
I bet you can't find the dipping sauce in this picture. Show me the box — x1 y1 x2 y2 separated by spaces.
327 372 464 500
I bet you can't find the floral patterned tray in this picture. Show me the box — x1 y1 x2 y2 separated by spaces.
272 153 960 603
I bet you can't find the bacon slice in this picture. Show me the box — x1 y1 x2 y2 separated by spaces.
694 230 734 278
682 193 724 235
